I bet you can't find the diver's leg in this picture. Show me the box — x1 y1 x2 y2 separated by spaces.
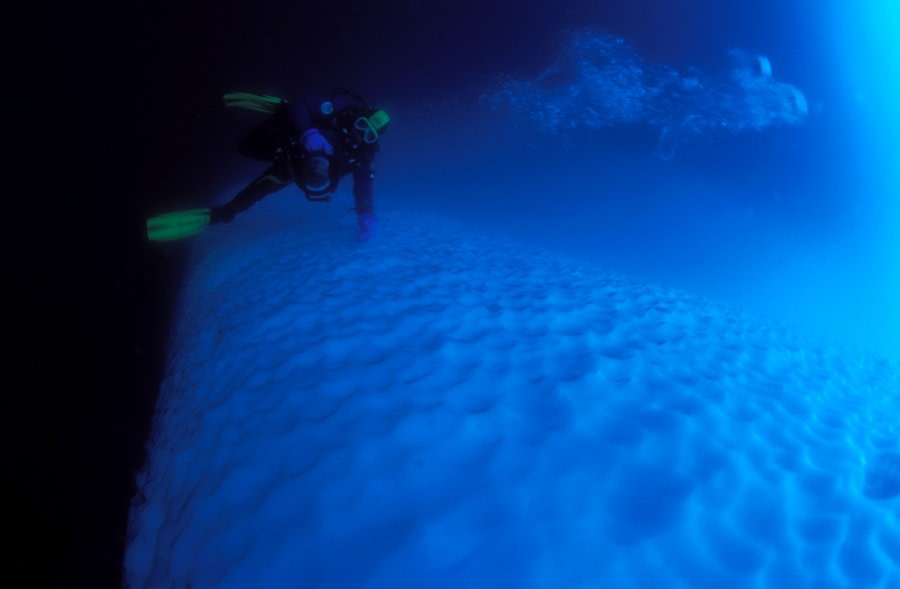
210 162 293 223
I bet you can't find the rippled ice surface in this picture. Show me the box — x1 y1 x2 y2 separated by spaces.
125 199 899 589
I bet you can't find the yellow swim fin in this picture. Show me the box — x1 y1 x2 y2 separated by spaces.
146 209 211 241
222 92 286 113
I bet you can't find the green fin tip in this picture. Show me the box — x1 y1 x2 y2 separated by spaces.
146 208 211 241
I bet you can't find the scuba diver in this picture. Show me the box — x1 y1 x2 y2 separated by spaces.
146 89 390 242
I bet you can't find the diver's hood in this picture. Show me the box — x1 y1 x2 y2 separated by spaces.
302 156 331 192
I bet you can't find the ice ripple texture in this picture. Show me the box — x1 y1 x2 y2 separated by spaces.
126 205 899 589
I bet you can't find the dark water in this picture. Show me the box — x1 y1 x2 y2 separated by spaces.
13 0 897 586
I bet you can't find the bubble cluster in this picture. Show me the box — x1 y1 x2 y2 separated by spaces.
482 31 808 158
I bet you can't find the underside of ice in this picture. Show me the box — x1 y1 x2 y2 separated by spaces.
125 203 899 589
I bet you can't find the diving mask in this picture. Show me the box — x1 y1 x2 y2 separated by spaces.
353 109 390 144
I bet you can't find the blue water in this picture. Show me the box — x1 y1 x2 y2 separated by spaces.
119 0 900 586
129 0 898 359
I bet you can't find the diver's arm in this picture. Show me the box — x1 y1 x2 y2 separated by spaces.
352 159 375 216
353 158 377 241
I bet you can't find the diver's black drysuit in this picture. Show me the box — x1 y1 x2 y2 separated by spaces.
210 92 379 224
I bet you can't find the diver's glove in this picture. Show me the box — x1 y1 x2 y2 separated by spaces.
357 213 377 242
301 128 333 155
